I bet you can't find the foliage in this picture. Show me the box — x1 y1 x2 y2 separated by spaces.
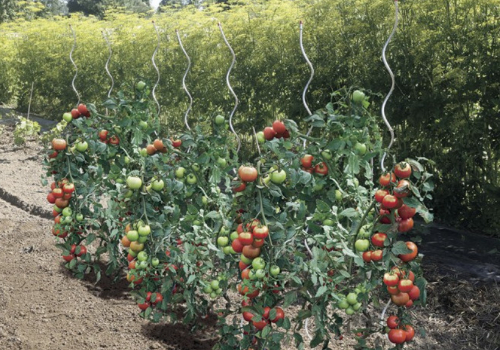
13 115 41 145
0 0 498 234
42 84 433 349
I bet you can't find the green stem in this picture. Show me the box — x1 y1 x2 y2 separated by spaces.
296 131 321 142
348 200 376 275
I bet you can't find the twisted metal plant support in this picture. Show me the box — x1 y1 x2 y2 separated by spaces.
102 30 114 99
152 21 161 135
218 23 241 153
300 21 315 147
176 30 193 132
380 0 399 172
69 24 80 107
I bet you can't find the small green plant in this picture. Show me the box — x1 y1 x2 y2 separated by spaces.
13 116 41 145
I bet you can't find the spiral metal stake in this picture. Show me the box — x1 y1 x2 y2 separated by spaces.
380 0 399 173
176 30 193 131
152 21 161 136
102 30 114 99
69 24 80 107
299 21 315 147
218 23 241 153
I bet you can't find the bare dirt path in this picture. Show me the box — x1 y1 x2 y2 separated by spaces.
0 126 498 350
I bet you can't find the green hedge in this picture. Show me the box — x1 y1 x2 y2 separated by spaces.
1 0 499 235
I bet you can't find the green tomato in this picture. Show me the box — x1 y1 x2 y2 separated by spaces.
124 156 130 165
240 255 253 265
75 141 88 152
345 307 355 315
346 292 358 305
338 299 349 309
215 115 225 125
201 196 208 205
76 214 84 222
137 251 148 262
175 167 186 179
140 148 148 157
186 174 197 185
210 280 219 290
255 269 266 279
124 190 133 198
270 265 280 276
230 231 239 241
352 90 365 104
355 239 370 252
136 260 148 270
352 302 362 311
252 257 266 270
62 112 73 123
126 176 142 190
321 149 333 160
62 207 72 217
126 230 139 242
138 225 151 236
137 235 148 243
151 179 164 191
313 183 324 192
203 285 213 294
139 120 148 129
216 157 227 167
151 258 160 267
222 246 233 254
210 292 217 299
270 169 287 184
256 131 265 144
193 220 201 226
217 236 229 247
53 205 62 213
323 219 334 226
354 142 367 155
335 190 342 201
191 163 200 172
136 81 146 91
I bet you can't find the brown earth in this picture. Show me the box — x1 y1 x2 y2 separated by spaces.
0 125 498 350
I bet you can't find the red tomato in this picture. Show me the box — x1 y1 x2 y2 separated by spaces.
398 218 414 232
263 127 276 140
253 225 269 239
387 286 399 295
238 166 258 182
271 307 285 323
371 232 387 247
171 138 182 148
242 245 261 259
398 279 414 293
371 250 383 261
253 318 268 330
386 315 399 329
71 109 80 119
272 120 286 134
48 151 58 158
138 302 150 311
146 144 157 155
379 208 392 224
241 268 251 280
62 254 75 262
109 135 120 145
99 130 108 141
404 325 415 341
47 193 56 204
243 311 254 322
52 138 67 151
394 162 412 179
362 251 372 263
238 232 254 246
394 179 411 198
152 292 163 305
314 162 328 176
238 261 249 270
233 181 246 193
232 238 244 253
383 272 399 286
391 292 410 306
379 172 396 187
252 238 265 248
374 189 389 203
77 103 88 115
398 241 418 262
388 329 407 344
398 204 416 220
301 154 314 168
408 285 420 300
382 194 399 209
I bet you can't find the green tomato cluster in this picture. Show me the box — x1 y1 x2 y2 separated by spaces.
203 279 223 299
337 291 362 315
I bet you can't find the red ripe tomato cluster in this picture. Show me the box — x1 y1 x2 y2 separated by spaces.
262 120 290 141
386 315 415 344
98 129 120 145
62 243 87 263
383 267 421 308
71 103 91 119
300 154 329 176
137 291 163 311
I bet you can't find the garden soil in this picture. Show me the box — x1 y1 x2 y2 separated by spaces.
0 126 498 350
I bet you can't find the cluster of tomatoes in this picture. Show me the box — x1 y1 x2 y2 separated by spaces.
256 120 290 141
141 137 182 156
62 103 91 122
386 315 415 345
97 129 120 145
300 154 329 176
383 265 420 309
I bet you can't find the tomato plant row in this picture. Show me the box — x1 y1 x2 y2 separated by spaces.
42 84 434 349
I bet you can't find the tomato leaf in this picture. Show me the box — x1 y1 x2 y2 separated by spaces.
315 285 328 298
391 241 413 255
339 208 358 218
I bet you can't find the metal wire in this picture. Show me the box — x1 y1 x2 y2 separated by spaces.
218 23 241 153
152 21 161 133
69 24 80 107
299 21 315 147
380 1 399 172
102 30 114 99
176 30 193 131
